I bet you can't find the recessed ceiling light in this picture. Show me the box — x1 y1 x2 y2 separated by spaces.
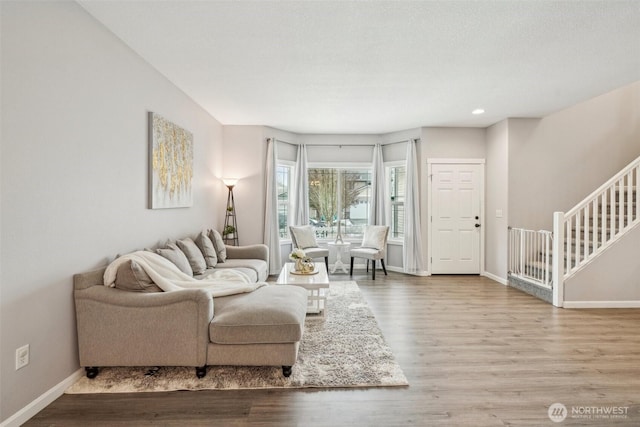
472 108 485 115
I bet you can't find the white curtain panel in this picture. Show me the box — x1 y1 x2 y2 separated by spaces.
369 144 387 225
263 138 282 274
403 140 425 274
293 144 309 225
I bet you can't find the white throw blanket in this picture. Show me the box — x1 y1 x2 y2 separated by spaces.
104 250 265 297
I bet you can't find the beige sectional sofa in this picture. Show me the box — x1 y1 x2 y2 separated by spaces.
74 230 307 379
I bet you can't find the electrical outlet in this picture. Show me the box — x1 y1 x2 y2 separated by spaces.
16 344 29 370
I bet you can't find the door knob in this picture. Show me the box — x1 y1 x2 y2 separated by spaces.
475 224 481 228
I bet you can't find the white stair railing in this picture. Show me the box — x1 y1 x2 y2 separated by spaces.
553 154 640 307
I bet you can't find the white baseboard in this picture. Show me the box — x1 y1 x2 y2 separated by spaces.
385 265 403 274
337 264 430 277
563 300 640 309
1 368 84 427
482 271 507 285
411 271 430 277
375 265 430 276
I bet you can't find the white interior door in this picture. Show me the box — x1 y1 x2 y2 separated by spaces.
430 163 483 274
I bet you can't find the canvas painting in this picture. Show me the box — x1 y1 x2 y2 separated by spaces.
149 112 193 209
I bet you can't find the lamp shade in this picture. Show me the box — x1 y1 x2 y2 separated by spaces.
222 178 238 188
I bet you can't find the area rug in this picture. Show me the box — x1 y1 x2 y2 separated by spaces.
65 281 408 393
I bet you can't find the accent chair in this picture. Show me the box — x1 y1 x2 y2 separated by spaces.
349 225 390 280
289 225 329 271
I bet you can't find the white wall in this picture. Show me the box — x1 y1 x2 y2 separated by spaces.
221 126 298 246
302 134 378 164
487 81 640 283
0 2 223 422
485 120 509 281
564 223 640 304
421 127 487 159
508 82 640 230
221 126 267 246
299 134 381 146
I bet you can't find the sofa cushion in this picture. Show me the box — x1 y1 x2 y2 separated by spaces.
195 231 218 268
156 243 193 276
290 225 318 249
114 260 162 293
213 259 267 282
301 247 328 260
176 237 207 275
361 225 388 250
209 285 308 344
208 229 227 263
350 247 385 261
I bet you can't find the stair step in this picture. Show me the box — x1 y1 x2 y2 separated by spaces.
572 221 635 235
523 260 552 271
599 199 636 206
547 247 594 265
606 187 637 202
571 227 612 236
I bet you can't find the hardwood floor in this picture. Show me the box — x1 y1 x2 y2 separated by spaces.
26 272 640 426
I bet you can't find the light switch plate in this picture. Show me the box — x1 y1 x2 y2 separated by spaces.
16 344 29 370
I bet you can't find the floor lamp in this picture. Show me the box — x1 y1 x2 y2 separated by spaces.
223 178 238 246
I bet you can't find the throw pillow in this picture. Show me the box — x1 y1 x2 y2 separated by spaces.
361 225 389 250
156 242 193 276
208 229 227 263
195 231 218 268
291 225 318 249
176 237 207 275
114 260 162 293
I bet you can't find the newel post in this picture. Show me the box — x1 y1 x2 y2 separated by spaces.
552 212 565 307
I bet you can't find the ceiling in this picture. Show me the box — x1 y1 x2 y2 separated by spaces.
78 1 640 134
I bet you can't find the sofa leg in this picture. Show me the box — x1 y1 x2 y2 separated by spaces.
195 366 207 379
85 367 99 379
282 366 292 377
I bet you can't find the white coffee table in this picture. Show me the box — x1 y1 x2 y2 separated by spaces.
276 262 329 317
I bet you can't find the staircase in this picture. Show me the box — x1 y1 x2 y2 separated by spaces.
508 154 640 307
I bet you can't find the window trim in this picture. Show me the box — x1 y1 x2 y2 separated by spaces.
307 163 372 242
277 161 375 244
276 160 295 241
385 160 406 243
308 161 372 169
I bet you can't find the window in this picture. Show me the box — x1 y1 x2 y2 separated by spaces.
308 167 371 239
388 164 405 239
276 164 292 239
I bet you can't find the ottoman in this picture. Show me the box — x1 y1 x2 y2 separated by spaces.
206 284 308 377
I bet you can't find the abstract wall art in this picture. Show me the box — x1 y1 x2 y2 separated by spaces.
149 112 193 209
